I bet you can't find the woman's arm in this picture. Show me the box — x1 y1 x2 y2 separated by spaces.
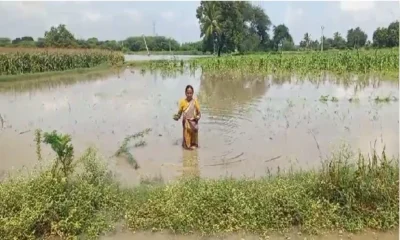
195 99 201 120
174 100 183 121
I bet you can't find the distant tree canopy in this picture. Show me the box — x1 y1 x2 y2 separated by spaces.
372 21 399 48
44 24 77 48
0 24 203 53
123 36 180 52
346 27 368 49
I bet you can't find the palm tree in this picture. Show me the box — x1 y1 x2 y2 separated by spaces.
304 33 311 49
199 2 222 56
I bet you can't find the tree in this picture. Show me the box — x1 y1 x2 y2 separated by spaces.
11 38 21 44
373 27 389 48
196 1 271 56
299 32 311 49
44 24 77 48
332 32 346 49
387 21 399 47
0 38 11 46
239 32 260 52
180 41 203 52
310 40 320 50
36 38 45 48
123 36 180 52
346 27 368 49
87 37 99 48
21 36 34 42
324 37 334 50
196 1 223 56
272 24 293 51
247 5 272 50
281 39 295 51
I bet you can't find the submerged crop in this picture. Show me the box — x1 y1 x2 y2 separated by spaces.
136 49 399 79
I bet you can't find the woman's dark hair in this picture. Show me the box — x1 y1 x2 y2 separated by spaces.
185 85 194 92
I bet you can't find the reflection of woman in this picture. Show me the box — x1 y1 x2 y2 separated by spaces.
182 149 200 178
173 85 201 150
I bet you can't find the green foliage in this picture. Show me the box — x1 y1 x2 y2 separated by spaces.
0 38 11 47
185 49 399 75
0 48 124 76
125 147 398 234
373 21 399 48
0 148 126 240
272 24 293 51
124 36 180 52
346 27 368 49
34 129 42 162
44 24 77 48
196 1 271 55
319 95 338 102
179 41 203 52
0 130 128 239
42 130 75 177
315 147 399 231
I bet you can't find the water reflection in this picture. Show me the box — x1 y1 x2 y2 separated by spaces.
0 69 117 93
198 72 269 113
180 149 200 178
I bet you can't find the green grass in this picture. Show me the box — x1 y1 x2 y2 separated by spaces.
0 130 398 239
125 148 398 235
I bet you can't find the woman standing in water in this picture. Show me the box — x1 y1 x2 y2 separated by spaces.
173 85 201 150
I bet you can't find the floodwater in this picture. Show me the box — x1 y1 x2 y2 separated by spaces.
124 54 205 61
0 69 398 184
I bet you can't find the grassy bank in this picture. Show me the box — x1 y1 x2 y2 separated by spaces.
0 47 124 76
0 130 398 239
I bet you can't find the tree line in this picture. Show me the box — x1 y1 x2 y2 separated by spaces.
0 24 203 53
196 1 399 55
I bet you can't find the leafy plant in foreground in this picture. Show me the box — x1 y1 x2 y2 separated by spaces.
39 130 75 177
0 131 127 240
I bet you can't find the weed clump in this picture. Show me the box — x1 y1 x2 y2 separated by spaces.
114 128 152 169
0 130 127 240
125 147 398 235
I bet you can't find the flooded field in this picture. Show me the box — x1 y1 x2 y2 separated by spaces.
124 54 204 61
0 69 398 184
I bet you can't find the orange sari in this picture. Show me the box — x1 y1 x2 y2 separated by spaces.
178 98 200 149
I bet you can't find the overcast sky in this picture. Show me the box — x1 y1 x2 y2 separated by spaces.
0 1 398 44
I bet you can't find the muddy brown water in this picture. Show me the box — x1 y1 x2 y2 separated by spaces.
0 69 398 185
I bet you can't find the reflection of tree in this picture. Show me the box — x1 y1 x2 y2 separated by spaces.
0 70 114 93
181 149 200 178
197 72 270 114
